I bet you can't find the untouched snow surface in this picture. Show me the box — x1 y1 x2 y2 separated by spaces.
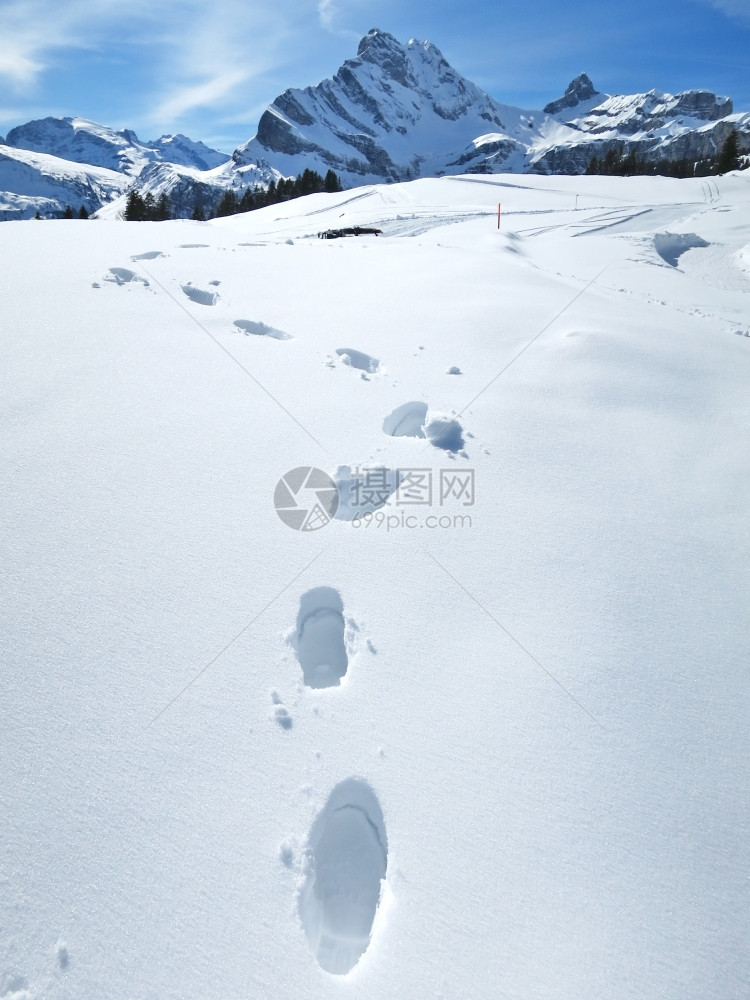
1 172 749 999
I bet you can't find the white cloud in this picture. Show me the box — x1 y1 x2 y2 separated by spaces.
0 0 308 115
0 0 162 89
318 0 337 29
151 69 253 122
0 47 42 88
701 0 750 22
316 0 364 40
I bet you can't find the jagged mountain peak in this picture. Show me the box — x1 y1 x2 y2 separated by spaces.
236 30 531 183
544 73 600 115
357 27 400 58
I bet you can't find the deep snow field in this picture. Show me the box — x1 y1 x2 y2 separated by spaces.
2 172 749 999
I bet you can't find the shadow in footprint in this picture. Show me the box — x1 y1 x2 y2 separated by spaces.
182 284 218 306
424 415 465 453
234 319 291 340
104 267 148 286
295 587 348 688
299 778 388 975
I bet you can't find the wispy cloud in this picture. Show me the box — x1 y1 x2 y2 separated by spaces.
0 0 305 120
317 0 364 40
318 0 337 29
0 0 165 89
151 69 253 123
140 2 299 130
700 0 750 22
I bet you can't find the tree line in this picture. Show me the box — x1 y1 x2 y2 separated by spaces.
35 205 89 219
585 128 744 179
123 168 342 221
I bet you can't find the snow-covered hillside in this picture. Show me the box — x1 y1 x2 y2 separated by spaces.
1 171 749 999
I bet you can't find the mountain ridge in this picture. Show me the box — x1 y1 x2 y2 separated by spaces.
1 28 747 219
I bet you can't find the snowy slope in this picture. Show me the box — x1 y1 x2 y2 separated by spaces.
1 171 749 1000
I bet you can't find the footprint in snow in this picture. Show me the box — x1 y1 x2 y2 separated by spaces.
234 319 291 340
382 401 427 438
293 587 348 689
182 283 218 306
382 403 466 453
335 348 382 374
104 267 149 286
298 778 388 975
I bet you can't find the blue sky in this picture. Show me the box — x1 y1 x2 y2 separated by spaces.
1 0 748 153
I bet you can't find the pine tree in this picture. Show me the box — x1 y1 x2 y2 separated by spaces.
324 169 342 193
238 188 256 213
124 189 146 221
717 128 740 174
156 193 171 221
216 190 238 217
78 205 89 219
62 205 74 219
34 210 42 220
191 202 205 221
143 192 157 220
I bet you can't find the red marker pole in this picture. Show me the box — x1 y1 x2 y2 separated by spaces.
497 202 501 229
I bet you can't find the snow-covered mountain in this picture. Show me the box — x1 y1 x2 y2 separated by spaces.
0 117 278 220
533 71 745 173
0 144 128 221
1 29 748 219
236 29 749 183
234 28 543 181
5 117 230 175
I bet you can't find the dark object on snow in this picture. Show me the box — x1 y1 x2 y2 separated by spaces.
318 226 383 239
